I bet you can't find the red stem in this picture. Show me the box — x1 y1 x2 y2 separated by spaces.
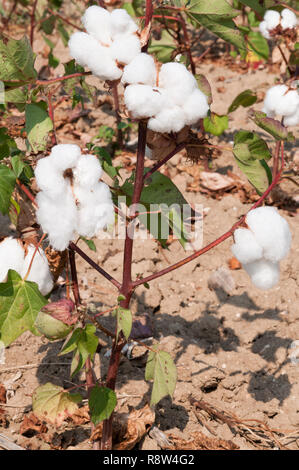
47 91 57 146
143 143 186 183
36 72 91 86
47 8 84 32
16 179 37 207
133 141 284 288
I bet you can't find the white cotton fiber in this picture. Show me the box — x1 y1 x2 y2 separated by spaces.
183 89 209 125
259 20 270 39
35 157 66 195
246 206 292 263
110 34 141 65
73 154 102 188
21 245 53 295
281 8 298 29
159 62 197 106
110 8 138 38
243 259 280 290
231 228 263 264
148 106 186 134
0 237 25 283
124 84 166 119
263 84 299 119
264 10 281 30
50 144 81 171
122 53 157 86
82 6 112 45
284 107 299 127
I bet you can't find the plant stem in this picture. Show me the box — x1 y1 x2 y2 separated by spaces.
16 179 38 207
277 43 292 76
36 72 91 86
133 141 284 287
47 91 57 146
47 8 84 32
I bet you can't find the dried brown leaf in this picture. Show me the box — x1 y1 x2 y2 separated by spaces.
20 412 48 437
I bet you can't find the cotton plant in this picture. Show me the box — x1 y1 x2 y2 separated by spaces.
259 8 298 39
35 144 114 251
262 82 299 126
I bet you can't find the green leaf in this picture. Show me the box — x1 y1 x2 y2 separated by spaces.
4 86 28 106
115 307 132 341
289 49 299 67
196 74 212 104
0 128 18 160
0 164 16 214
249 110 294 141
0 36 36 82
59 325 98 377
80 236 96 252
11 155 25 177
149 30 177 63
233 130 271 161
186 0 240 17
93 147 119 180
247 31 269 61
32 382 82 427
0 270 47 346
41 15 56 34
234 157 272 195
25 102 53 153
57 20 70 47
89 385 117 426
9 197 20 227
117 294 126 302
203 112 228 136
228 89 257 114
237 0 265 16
145 349 177 405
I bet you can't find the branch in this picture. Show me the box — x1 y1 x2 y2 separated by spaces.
143 142 186 182
36 72 91 86
133 141 284 287
46 8 84 32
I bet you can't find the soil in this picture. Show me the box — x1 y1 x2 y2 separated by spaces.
0 6 299 451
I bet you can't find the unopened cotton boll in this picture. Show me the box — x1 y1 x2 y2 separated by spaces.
246 206 292 263
21 245 53 295
243 259 280 290
110 9 138 38
124 84 166 119
35 157 66 195
183 89 209 125
148 106 186 134
264 10 281 30
0 237 25 283
81 6 112 45
231 228 263 264
110 34 141 65
281 8 297 29
122 53 156 86
73 154 102 188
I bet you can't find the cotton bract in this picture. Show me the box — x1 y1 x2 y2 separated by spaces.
35 144 114 251
0 237 53 295
68 6 141 81
231 207 291 290
123 57 209 134
262 84 299 127
259 8 298 39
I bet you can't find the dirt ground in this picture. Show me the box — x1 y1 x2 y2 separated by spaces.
0 9 299 451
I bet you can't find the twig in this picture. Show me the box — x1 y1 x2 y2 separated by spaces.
46 8 84 32
143 143 186 182
36 72 91 86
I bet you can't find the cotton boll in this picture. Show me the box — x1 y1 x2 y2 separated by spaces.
281 8 297 29
183 89 209 125
73 154 102 188
36 190 77 251
122 53 156 86
124 84 165 119
243 259 280 290
90 54 122 81
148 106 186 134
81 6 112 45
50 144 81 171
263 84 299 118
159 63 197 105
110 9 138 38
264 10 281 30
35 157 66 195
284 107 299 127
21 245 53 295
0 237 25 283
259 20 270 39
231 228 263 264
110 34 141 65
246 206 292 263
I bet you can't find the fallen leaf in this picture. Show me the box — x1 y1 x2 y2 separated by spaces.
0 384 6 403
200 172 235 192
20 412 48 437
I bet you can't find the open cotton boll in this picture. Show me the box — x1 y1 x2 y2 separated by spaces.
148 106 186 134
264 10 281 30
81 5 112 45
50 144 81 171
284 107 299 127
0 238 25 283
246 206 292 263
110 9 138 38
259 20 270 39
124 84 165 119
110 34 141 65
21 245 53 295
122 53 156 86
231 228 263 264
281 8 297 29
36 190 77 251
243 259 280 290
263 85 299 118
73 154 102 188
35 157 66 195
183 89 209 125
159 63 197 105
